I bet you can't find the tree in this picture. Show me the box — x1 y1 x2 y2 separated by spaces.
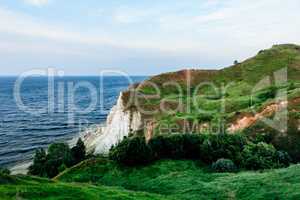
28 148 47 177
109 137 153 166
0 168 11 175
46 143 72 177
234 60 239 65
71 138 86 165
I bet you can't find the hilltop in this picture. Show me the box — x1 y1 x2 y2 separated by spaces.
115 44 300 161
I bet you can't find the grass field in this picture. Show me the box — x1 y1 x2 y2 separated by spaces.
1 159 300 199
55 159 300 200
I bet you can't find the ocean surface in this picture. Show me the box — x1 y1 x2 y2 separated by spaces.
0 76 146 169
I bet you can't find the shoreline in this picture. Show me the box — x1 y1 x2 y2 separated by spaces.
9 123 106 175
10 161 31 175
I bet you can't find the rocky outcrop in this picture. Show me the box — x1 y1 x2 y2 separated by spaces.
84 92 143 154
228 100 289 133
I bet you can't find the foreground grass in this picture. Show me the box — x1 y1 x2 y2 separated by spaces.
0 173 169 200
1 159 300 200
56 159 300 200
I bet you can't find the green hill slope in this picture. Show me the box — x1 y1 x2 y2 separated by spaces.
121 45 300 160
56 159 300 200
0 172 169 200
2 160 300 200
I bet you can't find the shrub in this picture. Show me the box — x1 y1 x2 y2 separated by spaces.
275 151 291 167
241 142 278 170
28 148 47 177
108 133 292 170
200 134 247 164
244 116 300 163
58 164 67 173
71 138 86 165
0 168 11 175
148 134 204 160
211 159 237 173
29 141 86 178
109 137 153 166
256 86 277 101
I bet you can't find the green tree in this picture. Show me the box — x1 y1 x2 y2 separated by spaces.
45 143 72 178
109 137 153 166
241 142 278 170
0 168 11 175
71 138 86 165
28 148 47 177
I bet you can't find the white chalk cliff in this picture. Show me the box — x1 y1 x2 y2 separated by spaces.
84 92 143 154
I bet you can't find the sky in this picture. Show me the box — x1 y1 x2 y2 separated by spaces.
0 0 299 75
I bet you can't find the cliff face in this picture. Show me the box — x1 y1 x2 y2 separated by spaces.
84 92 143 154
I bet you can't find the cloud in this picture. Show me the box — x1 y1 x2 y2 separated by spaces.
0 0 300 75
0 7 114 45
24 0 49 7
0 6 195 53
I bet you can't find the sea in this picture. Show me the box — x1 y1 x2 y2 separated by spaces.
0 76 146 170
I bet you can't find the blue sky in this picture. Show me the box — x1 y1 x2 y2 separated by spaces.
0 0 299 75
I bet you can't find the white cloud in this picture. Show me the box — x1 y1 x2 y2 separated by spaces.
24 0 49 7
0 0 300 74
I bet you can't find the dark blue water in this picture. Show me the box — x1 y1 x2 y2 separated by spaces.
0 76 146 168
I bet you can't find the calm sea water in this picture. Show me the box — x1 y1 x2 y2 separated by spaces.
0 76 146 168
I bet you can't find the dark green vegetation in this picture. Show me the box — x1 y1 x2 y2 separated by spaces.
0 168 10 176
29 138 86 178
211 158 237 172
109 134 292 170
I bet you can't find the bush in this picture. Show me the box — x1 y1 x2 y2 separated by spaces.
241 142 280 170
108 133 292 170
148 134 204 160
244 116 300 163
29 141 87 178
0 168 11 175
28 148 47 177
111 133 248 167
211 159 237 173
256 86 277 101
109 137 153 166
71 138 86 165
275 151 291 167
200 134 247 164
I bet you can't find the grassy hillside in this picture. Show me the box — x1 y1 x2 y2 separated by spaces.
121 45 300 159
2 159 300 200
0 172 169 200
56 159 300 200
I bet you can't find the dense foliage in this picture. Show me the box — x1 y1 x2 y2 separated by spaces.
28 138 86 178
244 111 300 163
211 159 237 172
148 134 204 160
110 134 292 171
109 137 153 166
0 168 10 175
241 142 291 170
71 138 86 165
